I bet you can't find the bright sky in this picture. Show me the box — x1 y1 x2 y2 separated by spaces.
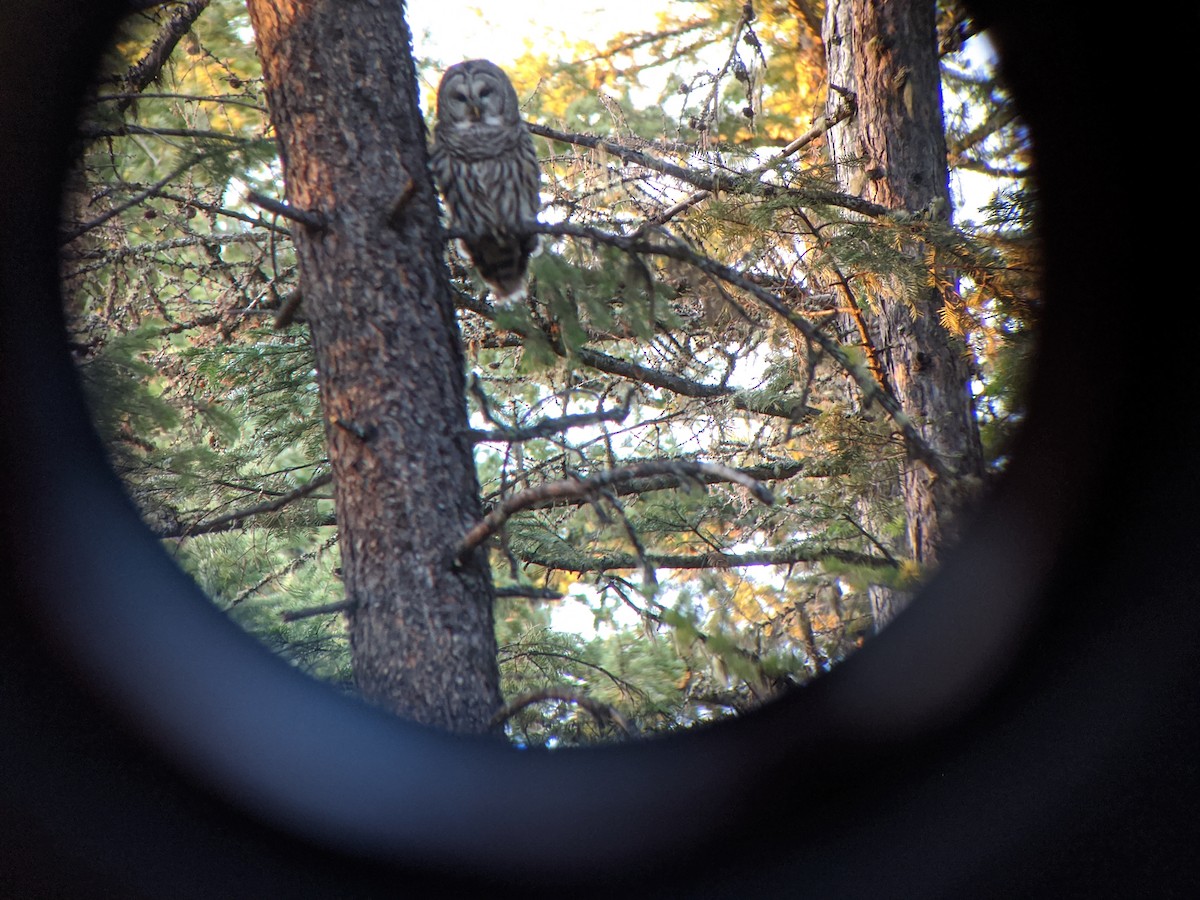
406 0 669 68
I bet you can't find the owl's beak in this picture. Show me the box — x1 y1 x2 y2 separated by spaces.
468 103 482 121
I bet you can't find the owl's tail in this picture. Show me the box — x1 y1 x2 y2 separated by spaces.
465 232 539 303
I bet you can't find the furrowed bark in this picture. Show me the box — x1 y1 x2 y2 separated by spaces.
824 0 985 628
245 0 502 733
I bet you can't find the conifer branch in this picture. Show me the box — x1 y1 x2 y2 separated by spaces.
606 578 767 667
459 296 819 421
457 460 774 563
946 102 1019 163
490 688 632 735
279 586 559 620
532 221 953 479
231 533 339 609
95 91 268 113
481 455 831 511
794 207 893 398
120 0 212 105
64 231 268 264
60 151 216 244
166 472 332 538
148 188 291 234
600 488 657 593
499 644 648 700
77 124 255 144
518 542 895 574
528 115 885 218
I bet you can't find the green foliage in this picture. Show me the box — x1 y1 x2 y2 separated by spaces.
63 0 1038 746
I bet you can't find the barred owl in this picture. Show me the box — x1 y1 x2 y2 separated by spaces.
430 59 541 305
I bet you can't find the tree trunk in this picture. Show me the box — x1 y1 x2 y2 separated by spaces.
823 0 983 628
244 0 502 733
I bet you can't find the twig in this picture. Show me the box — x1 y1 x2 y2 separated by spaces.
230 532 339 609
693 9 752 134
490 688 632 735
457 460 773 562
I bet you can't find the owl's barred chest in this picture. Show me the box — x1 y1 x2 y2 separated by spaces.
432 122 529 162
429 121 540 231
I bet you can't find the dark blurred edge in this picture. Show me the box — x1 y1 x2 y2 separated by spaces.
1 1 1197 897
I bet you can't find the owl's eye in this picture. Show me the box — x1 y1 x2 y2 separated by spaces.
478 86 493 99
452 90 469 103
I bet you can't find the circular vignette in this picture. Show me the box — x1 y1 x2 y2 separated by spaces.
1 1 1197 897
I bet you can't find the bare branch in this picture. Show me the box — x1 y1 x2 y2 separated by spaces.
280 599 354 622
494 586 564 600
457 460 773 562
470 391 634 443
273 290 304 328
245 189 327 231
747 101 856 176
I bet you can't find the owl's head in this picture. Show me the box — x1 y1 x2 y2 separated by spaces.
435 59 521 129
